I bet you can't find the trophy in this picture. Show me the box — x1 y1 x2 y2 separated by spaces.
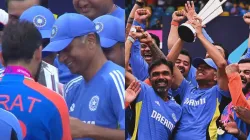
38 61 64 97
178 0 227 42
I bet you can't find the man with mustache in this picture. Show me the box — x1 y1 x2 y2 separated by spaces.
218 59 250 140
125 59 182 140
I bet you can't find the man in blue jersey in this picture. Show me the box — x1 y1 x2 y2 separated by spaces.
125 58 182 140
166 17 230 140
0 108 22 140
0 20 71 140
43 13 124 140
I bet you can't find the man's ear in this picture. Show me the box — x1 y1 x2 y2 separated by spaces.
214 71 218 81
34 45 42 62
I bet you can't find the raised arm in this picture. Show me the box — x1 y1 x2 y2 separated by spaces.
168 10 186 50
126 0 145 38
241 12 250 59
192 17 228 91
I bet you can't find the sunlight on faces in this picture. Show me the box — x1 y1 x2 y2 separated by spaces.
72 0 112 20
175 54 191 77
239 63 250 90
205 45 225 59
196 63 217 82
58 34 96 74
149 64 173 94
140 43 152 64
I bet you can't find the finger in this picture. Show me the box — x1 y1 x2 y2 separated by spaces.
181 9 187 17
128 80 136 89
136 87 141 94
146 9 151 17
185 3 189 11
134 82 141 93
191 1 195 9
229 114 235 122
187 1 192 10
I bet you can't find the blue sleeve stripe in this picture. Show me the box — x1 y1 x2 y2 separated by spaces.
109 70 125 109
64 76 82 93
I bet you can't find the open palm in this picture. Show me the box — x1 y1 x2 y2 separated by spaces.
185 1 197 21
126 80 141 103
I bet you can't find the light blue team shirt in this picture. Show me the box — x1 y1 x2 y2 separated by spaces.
65 61 125 140
172 79 230 140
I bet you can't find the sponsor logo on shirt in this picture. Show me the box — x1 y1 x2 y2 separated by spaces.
151 110 175 131
69 103 75 112
155 101 160 106
183 98 206 106
89 95 99 111
82 121 95 125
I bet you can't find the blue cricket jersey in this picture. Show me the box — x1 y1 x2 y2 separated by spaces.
172 79 230 140
0 66 71 140
0 108 22 140
218 94 250 140
65 61 125 140
131 81 182 140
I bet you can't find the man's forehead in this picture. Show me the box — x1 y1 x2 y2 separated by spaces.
151 64 170 72
239 63 250 70
8 0 39 14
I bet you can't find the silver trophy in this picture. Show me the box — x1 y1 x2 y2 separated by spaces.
178 0 227 42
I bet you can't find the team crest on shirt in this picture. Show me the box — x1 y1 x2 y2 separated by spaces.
51 26 58 38
172 113 177 122
89 95 99 111
33 15 46 28
95 22 104 33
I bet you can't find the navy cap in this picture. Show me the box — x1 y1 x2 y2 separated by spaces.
192 58 218 70
19 5 55 39
42 13 96 54
93 15 125 48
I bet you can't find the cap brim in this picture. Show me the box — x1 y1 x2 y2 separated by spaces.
40 30 51 39
192 57 206 68
100 37 117 48
42 38 73 57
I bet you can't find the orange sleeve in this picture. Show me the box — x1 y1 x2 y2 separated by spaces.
24 80 72 140
228 72 250 110
144 78 152 86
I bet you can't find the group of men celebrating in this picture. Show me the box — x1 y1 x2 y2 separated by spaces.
0 0 125 140
125 0 250 140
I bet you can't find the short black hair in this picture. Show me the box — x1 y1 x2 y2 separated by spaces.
213 43 229 60
238 58 250 64
6 0 48 8
2 20 42 64
149 33 160 47
180 49 192 66
148 58 174 75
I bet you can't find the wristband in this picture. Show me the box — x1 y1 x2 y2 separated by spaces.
127 36 135 43
135 1 144 7
171 21 179 26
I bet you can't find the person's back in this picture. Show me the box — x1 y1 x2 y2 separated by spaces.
0 71 70 139
0 20 71 140
0 108 22 140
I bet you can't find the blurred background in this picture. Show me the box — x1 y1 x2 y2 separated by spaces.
126 0 250 29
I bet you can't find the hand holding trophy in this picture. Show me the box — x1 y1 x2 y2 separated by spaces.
178 0 227 42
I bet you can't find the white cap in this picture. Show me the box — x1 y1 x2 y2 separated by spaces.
0 9 8 25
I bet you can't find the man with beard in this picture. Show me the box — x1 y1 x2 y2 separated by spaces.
218 59 250 140
125 58 182 140
0 21 71 139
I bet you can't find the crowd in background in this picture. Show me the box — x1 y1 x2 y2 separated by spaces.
126 0 250 29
